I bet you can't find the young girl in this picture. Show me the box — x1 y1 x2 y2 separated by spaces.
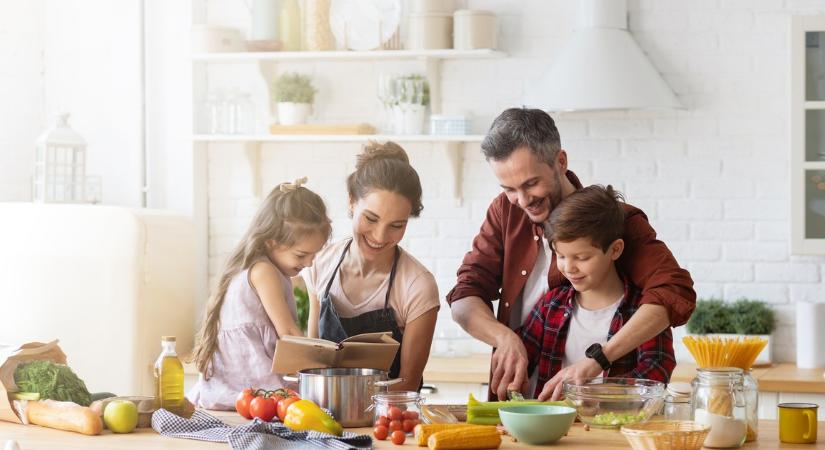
188 178 331 410
304 142 439 392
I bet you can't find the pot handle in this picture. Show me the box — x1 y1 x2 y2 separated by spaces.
282 375 299 383
374 378 404 388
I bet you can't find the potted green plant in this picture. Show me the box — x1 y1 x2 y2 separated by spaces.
271 72 317 125
684 298 776 365
389 74 429 134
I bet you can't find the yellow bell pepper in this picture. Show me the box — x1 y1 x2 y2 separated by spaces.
283 399 343 436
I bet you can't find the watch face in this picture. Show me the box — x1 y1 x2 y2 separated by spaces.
586 343 600 357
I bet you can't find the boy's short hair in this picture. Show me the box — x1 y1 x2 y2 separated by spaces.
546 185 625 252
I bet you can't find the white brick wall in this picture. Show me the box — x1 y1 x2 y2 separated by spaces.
195 0 825 360
4 1 825 361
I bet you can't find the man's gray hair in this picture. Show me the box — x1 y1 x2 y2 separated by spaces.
481 107 562 165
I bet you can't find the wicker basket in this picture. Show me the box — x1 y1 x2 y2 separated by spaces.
621 420 710 450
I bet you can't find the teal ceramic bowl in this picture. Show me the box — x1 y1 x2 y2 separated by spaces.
498 405 577 445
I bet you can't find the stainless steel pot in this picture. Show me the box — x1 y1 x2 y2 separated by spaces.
286 368 402 427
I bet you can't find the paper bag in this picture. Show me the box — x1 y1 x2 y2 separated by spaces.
0 340 67 424
272 332 400 374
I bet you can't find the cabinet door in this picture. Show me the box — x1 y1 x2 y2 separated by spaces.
791 17 825 253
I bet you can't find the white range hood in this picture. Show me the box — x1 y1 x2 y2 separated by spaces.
527 0 682 112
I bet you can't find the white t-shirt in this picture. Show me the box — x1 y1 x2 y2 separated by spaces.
509 236 551 397
561 294 623 368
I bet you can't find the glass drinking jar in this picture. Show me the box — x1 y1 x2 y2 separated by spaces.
742 369 758 442
370 391 424 435
691 367 747 449
664 381 692 421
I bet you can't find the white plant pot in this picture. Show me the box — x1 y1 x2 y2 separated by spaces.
277 102 312 125
391 103 426 134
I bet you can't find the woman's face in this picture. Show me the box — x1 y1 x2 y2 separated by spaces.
350 189 413 263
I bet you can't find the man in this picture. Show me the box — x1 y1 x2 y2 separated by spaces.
447 108 695 400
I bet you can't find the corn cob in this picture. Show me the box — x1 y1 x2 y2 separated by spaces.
427 426 502 450
414 423 489 446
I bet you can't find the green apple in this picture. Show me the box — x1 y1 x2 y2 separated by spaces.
103 400 139 433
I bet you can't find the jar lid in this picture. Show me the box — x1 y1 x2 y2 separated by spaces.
454 9 496 17
407 12 453 18
667 382 692 397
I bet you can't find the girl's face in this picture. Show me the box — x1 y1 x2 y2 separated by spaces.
266 230 327 277
350 190 412 263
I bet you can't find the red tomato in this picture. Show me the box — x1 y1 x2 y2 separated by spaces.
402 419 416 433
277 396 300 422
375 416 390 427
249 395 277 422
373 425 389 440
402 410 419 420
390 430 406 445
387 406 403 421
235 388 255 419
389 419 403 432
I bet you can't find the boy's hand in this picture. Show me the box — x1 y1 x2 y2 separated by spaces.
490 331 529 400
537 358 602 401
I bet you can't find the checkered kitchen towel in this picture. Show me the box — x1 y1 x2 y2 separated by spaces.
152 409 373 450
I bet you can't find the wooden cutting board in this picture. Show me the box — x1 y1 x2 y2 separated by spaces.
269 123 376 135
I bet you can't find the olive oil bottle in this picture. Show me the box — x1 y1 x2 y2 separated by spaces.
154 336 185 416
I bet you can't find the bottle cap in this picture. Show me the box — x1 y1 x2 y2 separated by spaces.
162 336 177 342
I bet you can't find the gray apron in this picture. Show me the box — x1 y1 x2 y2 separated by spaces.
318 239 407 381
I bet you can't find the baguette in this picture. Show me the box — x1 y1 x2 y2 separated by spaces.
26 400 103 435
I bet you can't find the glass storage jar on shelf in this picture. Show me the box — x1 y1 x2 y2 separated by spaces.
370 391 423 435
691 367 747 449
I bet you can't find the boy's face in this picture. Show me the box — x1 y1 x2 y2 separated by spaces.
553 237 624 293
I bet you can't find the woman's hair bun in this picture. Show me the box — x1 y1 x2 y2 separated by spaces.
356 141 409 169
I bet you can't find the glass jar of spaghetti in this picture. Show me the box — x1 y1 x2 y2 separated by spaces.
691 367 747 449
742 369 758 442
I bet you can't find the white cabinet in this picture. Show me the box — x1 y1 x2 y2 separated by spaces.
791 16 825 254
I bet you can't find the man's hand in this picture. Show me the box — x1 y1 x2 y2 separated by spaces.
490 330 529 400
536 357 602 401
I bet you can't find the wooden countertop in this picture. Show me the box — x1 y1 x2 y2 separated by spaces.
0 412 821 450
423 354 825 394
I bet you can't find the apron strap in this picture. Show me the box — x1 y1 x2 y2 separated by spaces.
322 239 353 299
383 246 401 309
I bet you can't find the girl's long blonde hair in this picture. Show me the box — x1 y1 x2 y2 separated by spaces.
189 178 331 377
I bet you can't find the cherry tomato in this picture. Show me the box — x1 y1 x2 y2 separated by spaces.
277 396 300 422
373 425 389 440
389 419 403 432
249 395 277 422
402 410 419 420
235 388 255 419
402 419 417 433
387 406 403 421
375 416 390 427
390 430 406 445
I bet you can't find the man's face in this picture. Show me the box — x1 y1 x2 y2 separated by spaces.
489 146 566 223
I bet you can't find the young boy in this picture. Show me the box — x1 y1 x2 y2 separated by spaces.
518 185 676 400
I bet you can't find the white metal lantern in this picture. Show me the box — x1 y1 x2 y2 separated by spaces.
33 113 87 203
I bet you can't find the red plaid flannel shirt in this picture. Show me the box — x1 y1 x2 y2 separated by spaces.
518 279 675 398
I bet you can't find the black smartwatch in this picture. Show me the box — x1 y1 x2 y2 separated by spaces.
585 343 611 371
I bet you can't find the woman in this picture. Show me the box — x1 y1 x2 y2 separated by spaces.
303 141 439 391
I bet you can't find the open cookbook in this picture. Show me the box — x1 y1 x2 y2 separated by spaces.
271 332 400 374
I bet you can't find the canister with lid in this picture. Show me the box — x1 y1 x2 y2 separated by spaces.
691 367 747 449
407 13 453 50
453 10 497 50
